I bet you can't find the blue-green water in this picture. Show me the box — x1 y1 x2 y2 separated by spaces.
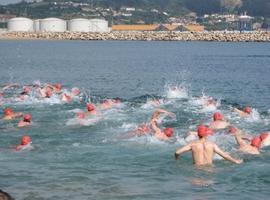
0 40 270 200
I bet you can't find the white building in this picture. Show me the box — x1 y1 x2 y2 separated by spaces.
68 18 91 32
40 18 66 32
89 19 109 32
7 17 34 32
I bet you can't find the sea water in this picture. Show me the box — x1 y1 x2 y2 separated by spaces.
0 40 269 200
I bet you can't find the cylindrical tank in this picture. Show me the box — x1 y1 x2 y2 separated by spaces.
40 18 66 32
89 19 109 32
68 18 91 32
7 17 34 32
34 19 40 32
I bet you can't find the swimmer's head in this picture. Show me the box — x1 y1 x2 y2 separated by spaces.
113 97 121 104
245 106 251 114
163 127 174 137
23 113 32 122
71 87 81 96
103 99 110 105
21 135 31 145
54 83 62 90
228 126 237 134
260 132 269 141
251 136 261 149
86 103 95 112
213 112 224 121
4 108 13 116
76 112 86 119
198 124 213 138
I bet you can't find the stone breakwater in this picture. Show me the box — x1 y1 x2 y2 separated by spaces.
1 31 270 42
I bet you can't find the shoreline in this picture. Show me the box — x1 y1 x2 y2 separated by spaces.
1 31 269 42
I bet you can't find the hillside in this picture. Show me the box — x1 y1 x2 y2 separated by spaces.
0 0 269 26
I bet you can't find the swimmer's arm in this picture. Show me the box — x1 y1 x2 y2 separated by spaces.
151 120 162 135
154 109 176 119
13 112 23 117
175 144 191 160
234 132 246 146
2 83 19 90
214 144 243 164
233 108 246 116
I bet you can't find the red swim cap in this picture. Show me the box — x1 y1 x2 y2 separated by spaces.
76 112 86 119
197 124 213 138
250 136 261 149
54 83 62 90
23 113 32 122
245 106 251 114
213 112 224 121
164 127 174 137
228 126 237 134
21 135 31 145
4 108 13 116
86 103 95 112
260 132 269 141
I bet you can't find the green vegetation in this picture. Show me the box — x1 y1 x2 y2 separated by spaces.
0 0 269 28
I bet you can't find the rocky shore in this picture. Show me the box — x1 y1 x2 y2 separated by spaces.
1 31 270 42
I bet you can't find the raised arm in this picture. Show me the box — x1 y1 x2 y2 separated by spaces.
153 109 176 119
214 144 242 164
175 144 191 160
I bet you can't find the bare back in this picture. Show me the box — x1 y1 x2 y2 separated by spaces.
190 140 215 165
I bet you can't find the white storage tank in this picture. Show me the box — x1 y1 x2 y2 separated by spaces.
89 19 109 32
8 17 34 32
40 18 66 32
68 18 91 32
34 19 41 32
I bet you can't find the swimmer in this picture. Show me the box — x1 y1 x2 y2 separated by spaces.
61 88 81 103
0 189 14 200
228 126 252 140
18 113 32 127
175 124 242 166
61 93 72 102
150 109 176 140
1 83 19 91
112 97 121 105
209 112 230 130
99 99 113 110
260 132 270 148
3 108 23 120
86 103 97 115
17 86 31 101
52 83 62 93
122 123 151 139
153 126 174 141
76 112 86 119
38 86 53 98
233 128 261 155
14 135 33 151
233 106 252 117
71 87 81 96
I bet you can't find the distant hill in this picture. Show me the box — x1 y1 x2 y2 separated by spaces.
0 0 269 23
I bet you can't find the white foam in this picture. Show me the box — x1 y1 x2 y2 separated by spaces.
165 85 188 99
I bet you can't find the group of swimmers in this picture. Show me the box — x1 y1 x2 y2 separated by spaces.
1 83 270 167
175 107 270 166
1 82 123 150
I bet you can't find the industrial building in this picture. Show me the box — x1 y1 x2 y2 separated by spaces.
68 18 91 32
7 17 34 32
39 18 67 32
7 17 109 33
